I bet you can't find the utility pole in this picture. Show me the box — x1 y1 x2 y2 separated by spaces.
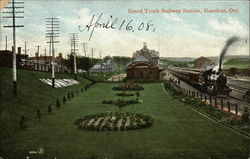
22 42 28 65
109 54 112 73
71 33 79 80
36 45 40 70
46 18 59 88
44 47 47 71
3 0 24 97
24 41 27 64
100 51 103 79
91 48 94 80
5 36 7 51
82 42 87 57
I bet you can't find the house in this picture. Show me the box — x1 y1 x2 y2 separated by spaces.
125 43 163 80
26 53 66 72
193 56 213 70
90 60 114 72
0 47 28 67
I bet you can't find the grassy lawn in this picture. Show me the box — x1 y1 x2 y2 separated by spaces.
0 76 248 159
0 67 91 142
223 58 250 68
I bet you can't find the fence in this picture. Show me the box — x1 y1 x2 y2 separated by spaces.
18 63 71 75
179 87 246 116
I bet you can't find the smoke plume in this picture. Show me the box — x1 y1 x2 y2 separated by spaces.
219 36 240 70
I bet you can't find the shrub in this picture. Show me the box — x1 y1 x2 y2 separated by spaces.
37 109 41 119
71 91 74 98
136 91 140 97
56 99 60 108
116 93 134 96
19 115 26 129
115 99 139 108
67 93 71 100
112 83 144 91
241 107 249 123
102 100 113 104
63 96 67 104
48 105 52 114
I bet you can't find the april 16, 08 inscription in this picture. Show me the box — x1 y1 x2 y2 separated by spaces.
78 13 156 41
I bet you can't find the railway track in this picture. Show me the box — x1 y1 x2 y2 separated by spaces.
227 84 249 92
164 69 250 116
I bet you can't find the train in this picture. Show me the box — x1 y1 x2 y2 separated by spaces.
167 67 231 96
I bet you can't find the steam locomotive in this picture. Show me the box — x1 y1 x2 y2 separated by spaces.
168 68 231 96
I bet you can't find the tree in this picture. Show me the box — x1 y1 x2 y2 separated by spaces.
64 54 99 74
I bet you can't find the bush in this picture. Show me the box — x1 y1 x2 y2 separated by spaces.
56 99 61 108
37 109 41 119
241 107 249 123
71 91 74 98
116 93 134 97
19 115 26 129
112 82 144 91
48 105 52 114
63 96 67 104
115 99 139 108
67 93 71 100
102 100 113 104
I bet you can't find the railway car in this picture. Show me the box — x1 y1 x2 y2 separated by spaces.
168 67 231 96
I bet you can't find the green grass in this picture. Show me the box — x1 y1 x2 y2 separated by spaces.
0 67 91 141
223 58 250 68
160 59 191 67
0 73 248 159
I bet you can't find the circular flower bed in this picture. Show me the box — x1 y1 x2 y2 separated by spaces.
112 83 144 91
116 92 134 96
102 99 141 107
75 112 153 131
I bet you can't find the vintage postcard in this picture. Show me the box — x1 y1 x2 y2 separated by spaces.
0 0 249 159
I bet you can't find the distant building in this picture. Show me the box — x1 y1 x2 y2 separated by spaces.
26 53 66 72
0 47 28 67
0 50 13 67
91 60 114 72
126 42 163 80
132 42 159 65
193 56 213 69
26 53 63 65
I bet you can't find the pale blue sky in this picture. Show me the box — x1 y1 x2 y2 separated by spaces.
0 0 249 58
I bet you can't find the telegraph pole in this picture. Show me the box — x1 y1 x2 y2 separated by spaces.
22 42 28 65
24 41 27 64
109 54 112 73
91 48 94 80
36 45 40 70
82 42 87 57
3 0 24 97
5 36 7 51
100 51 103 79
46 18 59 88
71 33 79 80
44 47 47 71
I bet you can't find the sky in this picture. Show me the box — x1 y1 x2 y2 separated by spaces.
0 0 249 58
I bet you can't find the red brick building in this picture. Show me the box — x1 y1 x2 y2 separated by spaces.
126 43 163 80
0 48 28 67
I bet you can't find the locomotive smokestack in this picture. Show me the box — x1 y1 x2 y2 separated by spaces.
219 36 240 70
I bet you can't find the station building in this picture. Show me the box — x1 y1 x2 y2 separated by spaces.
125 42 163 80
